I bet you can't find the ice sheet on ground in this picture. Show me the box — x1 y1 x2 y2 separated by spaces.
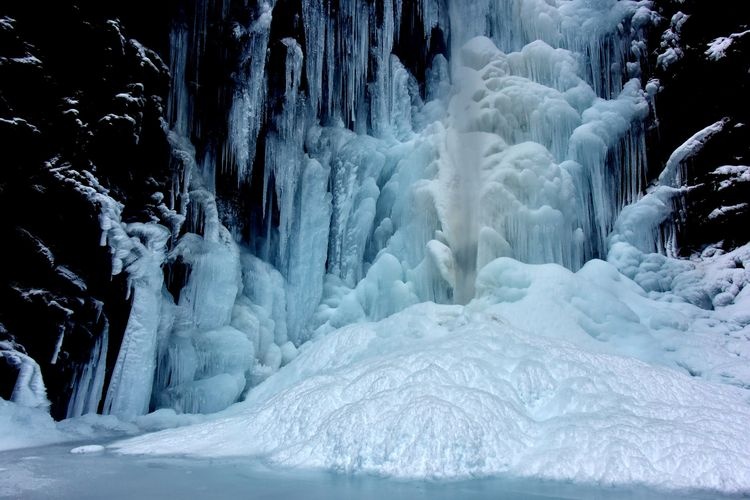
1 442 729 500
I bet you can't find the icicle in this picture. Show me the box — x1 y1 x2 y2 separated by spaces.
228 1 276 183
610 119 730 257
394 0 403 43
168 26 190 136
567 78 650 256
127 0 663 386
66 320 109 418
302 0 325 115
191 0 216 82
284 157 332 343
263 38 305 269
370 0 395 137
323 0 371 128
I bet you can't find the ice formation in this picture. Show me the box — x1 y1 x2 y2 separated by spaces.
64 0 746 422
0 341 49 409
0 398 65 452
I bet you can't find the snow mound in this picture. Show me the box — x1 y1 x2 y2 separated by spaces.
113 302 750 493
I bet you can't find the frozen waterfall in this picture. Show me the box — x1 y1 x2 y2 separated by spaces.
99 0 657 419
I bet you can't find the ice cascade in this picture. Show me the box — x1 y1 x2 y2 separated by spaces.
97 0 658 418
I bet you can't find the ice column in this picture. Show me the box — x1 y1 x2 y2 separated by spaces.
103 224 170 419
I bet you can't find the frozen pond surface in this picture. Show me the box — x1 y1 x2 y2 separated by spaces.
0 442 742 500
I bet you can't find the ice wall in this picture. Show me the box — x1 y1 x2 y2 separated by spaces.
98 0 659 418
305 0 654 331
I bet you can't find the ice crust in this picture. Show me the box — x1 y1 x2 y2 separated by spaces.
113 302 750 493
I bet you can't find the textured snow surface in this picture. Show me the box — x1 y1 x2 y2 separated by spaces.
113 301 750 493
477 254 750 390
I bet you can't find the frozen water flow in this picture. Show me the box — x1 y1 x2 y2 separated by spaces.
103 224 170 419
66 322 109 418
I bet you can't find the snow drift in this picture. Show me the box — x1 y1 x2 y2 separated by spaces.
113 299 750 493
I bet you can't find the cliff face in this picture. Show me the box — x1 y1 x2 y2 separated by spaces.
0 3 172 418
1 1 748 419
646 0 750 253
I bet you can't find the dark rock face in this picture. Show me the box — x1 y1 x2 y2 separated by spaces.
0 3 171 418
647 0 750 254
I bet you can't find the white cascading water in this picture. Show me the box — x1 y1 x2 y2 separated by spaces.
95 0 660 418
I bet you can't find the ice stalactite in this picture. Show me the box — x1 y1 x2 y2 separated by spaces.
228 1 275 181
140 10 247 416
283 137 332 343
609 119 729 259
97 5 250 417
66 318 108 418
266 37 305 269
301 0 325 115
167 26 190 138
